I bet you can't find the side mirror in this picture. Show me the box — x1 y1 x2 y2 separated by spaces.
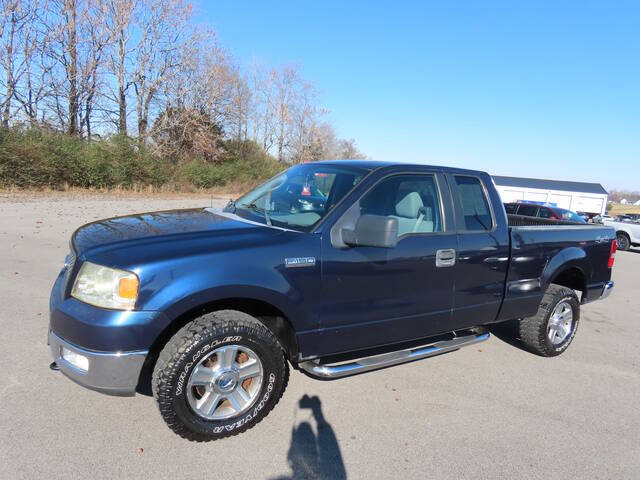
342 215 398 248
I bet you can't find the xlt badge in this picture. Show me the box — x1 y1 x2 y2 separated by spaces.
284 257 316 268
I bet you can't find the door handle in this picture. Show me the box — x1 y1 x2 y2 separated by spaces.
435 249 456 267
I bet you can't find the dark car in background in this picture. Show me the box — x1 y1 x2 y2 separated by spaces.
504 202 587 223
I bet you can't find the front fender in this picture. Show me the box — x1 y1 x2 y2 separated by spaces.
130 231 322 346
161 284 307 330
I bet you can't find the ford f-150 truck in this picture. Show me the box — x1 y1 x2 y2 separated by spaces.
48 161 616 441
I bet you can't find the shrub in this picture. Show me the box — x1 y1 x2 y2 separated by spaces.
0 127 285 191
181 160 225 188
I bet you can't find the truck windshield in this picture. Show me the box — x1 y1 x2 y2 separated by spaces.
229 164 368 232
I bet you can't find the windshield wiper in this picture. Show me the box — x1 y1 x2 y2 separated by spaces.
239 202 272 227
236 184 284 227
223 198 236 213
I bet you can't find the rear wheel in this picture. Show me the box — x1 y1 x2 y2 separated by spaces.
152 310 289 441
518 284 580 357
616 232 631 251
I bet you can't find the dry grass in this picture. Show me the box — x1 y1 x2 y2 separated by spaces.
0 179 260 202
608 204 640 216
0 187 234 202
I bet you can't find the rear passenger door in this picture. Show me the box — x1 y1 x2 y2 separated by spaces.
446 174 510 329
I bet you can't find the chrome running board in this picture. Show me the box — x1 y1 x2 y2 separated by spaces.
299 331 489 379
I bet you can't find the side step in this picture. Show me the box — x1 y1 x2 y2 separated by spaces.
299 331 489 379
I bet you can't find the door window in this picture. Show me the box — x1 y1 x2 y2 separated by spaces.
360 174 443 237
454 176 493 230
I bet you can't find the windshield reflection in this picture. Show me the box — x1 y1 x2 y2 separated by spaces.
228 164 368 232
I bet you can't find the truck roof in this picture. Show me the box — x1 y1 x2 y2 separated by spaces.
313 160 486 176
312 160 396 169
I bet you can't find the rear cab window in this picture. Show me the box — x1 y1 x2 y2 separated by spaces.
453 176 493 231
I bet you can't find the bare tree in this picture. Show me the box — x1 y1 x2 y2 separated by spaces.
1 0 31 126
76 0 111 138
132 0 194 141
104 0 135 134
41 0 81 133
0 0 367 164
290 80 329 163
63 0 78 134
152 28 232 161
336 138 366 159
227 67 251 141
271 65 302 162
11 0 56 126
173 37 238 138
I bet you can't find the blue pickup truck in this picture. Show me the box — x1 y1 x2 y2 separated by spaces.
49 161 616 441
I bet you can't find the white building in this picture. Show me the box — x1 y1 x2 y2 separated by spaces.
492 176 608 216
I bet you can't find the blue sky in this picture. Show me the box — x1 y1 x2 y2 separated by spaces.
201 1 639 190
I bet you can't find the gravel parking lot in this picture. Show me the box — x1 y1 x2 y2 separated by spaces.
1 194 638 480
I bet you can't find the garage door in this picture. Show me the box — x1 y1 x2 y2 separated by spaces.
549 194 572 209
524 192 548 203
573 196 604 214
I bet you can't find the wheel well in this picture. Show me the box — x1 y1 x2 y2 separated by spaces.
136 298 298 396
616 231 630 239
550 267 586 294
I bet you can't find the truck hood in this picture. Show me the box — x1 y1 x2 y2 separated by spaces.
71 208 264 256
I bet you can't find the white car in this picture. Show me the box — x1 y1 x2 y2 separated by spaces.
603 218 640 250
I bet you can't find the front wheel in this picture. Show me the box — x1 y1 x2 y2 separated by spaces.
152 310 289 441
518 284 580 357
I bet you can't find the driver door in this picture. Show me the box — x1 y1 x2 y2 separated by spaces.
312 171 457 358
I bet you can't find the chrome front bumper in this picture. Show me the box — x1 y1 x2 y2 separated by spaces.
49 330 148 396
601 281 614 300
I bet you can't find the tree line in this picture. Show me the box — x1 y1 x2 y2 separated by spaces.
608 191 640 204
0 0 365 172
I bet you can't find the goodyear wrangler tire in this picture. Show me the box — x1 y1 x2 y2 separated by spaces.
518 284 580 357
152 310 289 441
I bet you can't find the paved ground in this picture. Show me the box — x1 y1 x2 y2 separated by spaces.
0 194 638 480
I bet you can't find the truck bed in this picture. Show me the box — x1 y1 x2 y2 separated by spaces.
497 215 614 322
507 213 594 227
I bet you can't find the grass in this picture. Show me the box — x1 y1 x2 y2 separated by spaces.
608 204 640 216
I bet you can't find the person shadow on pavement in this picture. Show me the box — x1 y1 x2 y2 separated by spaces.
272 394 347 480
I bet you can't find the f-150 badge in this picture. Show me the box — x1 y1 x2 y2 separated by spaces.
285 257 316 268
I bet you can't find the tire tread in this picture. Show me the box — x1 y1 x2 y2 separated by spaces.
152 310 289 441
518 284 579 357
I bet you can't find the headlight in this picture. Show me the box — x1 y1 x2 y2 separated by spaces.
71 261 139 310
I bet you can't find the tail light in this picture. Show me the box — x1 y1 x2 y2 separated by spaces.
608 240 617 268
